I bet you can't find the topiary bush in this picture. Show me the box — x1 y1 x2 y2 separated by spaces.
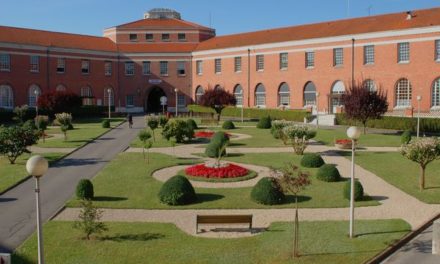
76 179 94 200
101 119 110 128
343 180 364 201
251 177 285 205
222 120 235 129
316 164 341 182
301 153 325 168
401 130 412 144
186 119 198 130
205 131 229 158
158 175 197 205
257 116 272 129
162 119 194 143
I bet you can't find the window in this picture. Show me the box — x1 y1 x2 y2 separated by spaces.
129 34 137 41
160 61 168 76
215 58 221 74
177 94 186 106
280 53 288 69
162 33 170 41
30 55 39 72
255 83 266 107
333 48 343 66
363 79 377 92
432 78 440 107
178 33 186 41
81 60 90 74
0 84 13 108
278 83 290 106
177 61 186 76
395 78 412 107
57 58 65 73
195 86 204 104
398 42 410 63
196 60 203 75
81 86 93 105
125 62 134 76
234 84 243 106
234 57 242 72
28 84 41 107
145 34 154 41
214 85 222 91
331 81 346 110
0 53 11 71
142 61 151 75
256 55 264 71
126 95 134 107
103 88 114 106
104 61 112 76
56 84 66 92
305 51 315 68
364 45 375 64
303 82 316 106
436 40 440 61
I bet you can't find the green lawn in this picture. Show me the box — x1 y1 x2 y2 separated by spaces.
351 151 440 203
130 127 207 148
66 152 378 209
37 118 125 148
0 153 65 193
13 219 410 264
314 128 402 147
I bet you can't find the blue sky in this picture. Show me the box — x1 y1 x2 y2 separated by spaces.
1 0 439 36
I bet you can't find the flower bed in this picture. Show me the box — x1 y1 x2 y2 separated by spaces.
194 131 231 139
335 139 354 149
185 163 248 178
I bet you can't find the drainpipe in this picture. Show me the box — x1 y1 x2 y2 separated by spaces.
351 38 355 88
46 48 50 91
117 51 121 113
247 48 251 108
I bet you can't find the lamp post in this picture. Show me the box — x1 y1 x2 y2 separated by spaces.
107 88 112 119
347 126 361 238
416 95 421 138
26 155 49 264
35 89 40 117
174 88 179 117
316 92 320 129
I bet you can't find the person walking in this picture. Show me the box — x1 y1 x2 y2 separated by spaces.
127 113 133 128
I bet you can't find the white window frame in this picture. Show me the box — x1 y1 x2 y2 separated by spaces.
143 61 151 75
145 33 154 42
395 79 412 108
333 48 343 67
436 40 440 61
234 57 242 72
162 33 170 41
0 53 11 71
160 61 168 76
81 60 90 74
363 79 377 92
104 61 112 76
305 51 315 68
432 78 440 108
124 62 135 76
215 58 221 74
30 55 39 72
280 53 288 70
278 83 290 106
255 84 266 107
398 42 410 63
178 33 186 41
364 45 375 65
129 34 138 42
196 60 203 75
177 61 186 76
256 55 264 71
126 95 134 107
195 86 204 104
177 94 186 107
57 58 65 73
234 85 243 107
28 84 41 107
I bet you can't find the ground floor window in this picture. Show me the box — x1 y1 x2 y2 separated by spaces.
278 82 290 106
126 95 134 107
255 83 266 107
177 94 186 106
28 84 41 107
0 84 13 108
303 82 316 106
395 78 412 107
432 78 440 107
234 84 243 106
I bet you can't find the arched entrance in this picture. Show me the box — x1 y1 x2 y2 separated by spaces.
146 86 167 113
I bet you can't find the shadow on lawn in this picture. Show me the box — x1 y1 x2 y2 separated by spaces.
195 193 225 203
100 232 165 242
284 195 312 204
93 196 128 202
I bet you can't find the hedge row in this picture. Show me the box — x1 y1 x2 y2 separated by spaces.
335 114 440 133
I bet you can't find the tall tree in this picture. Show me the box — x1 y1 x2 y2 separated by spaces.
198 88 236 121
342 82 388 134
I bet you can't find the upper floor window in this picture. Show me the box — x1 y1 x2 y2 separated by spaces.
143 61 151 75
162 33 170 41
333 48 343 66
234 57 242 72
178 33 186 41
215 58 221 74
145 34 154 41
57 58 65 73
129 34 137 42
125 62 134 76
280 53 288 69
436 40 440 61
177 61 186 76
0 53 11 71
196 60 203 75
398 42 410 63
305 51 315 68
256 55 264 71
364 45 375 64
160 61 168 76
81 60 90 74
30 55 39 72
104 61 112 76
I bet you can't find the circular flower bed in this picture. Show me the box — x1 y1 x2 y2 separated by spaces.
194 131 231 139
335 139 354 149
185 163 248 179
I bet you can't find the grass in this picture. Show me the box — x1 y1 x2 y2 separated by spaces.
36 118 125 148
66 152 378 209
130 127 201 148
314 128 402 147
0 152 65 193
177 168 258 183
349 151 440 203
12 219 410 264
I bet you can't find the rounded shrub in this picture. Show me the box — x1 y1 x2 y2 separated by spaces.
257 116 272 129
205 131 229 158
343 180 364 201
158 175 197 205
401 130 412 144
222 120 235 129
162 119 194 143
76 179 94 200
316 164 341 182
101 119 110 128
186 119 198 130
300 153 325 168
251 177 285 205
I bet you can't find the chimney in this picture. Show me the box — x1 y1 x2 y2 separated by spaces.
406 11 413 20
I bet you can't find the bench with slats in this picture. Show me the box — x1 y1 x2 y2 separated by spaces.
196 214 253 233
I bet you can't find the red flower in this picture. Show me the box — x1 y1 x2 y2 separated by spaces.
194 131 231 139
335 139 352 145
185 163 248 178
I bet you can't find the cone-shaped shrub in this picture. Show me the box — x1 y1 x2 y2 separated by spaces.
401 130 412 144
316 164 341 182
205 131 229 158
251 177 285 205
102 119 110 128
76 179 94 200
300 153 325 168
256 116 272 129
158 175 197 205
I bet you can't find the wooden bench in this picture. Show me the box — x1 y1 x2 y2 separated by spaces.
196 214 253 233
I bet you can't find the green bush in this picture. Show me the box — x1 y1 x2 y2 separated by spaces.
301 153 325 168
186 119 198 130
251 177 285 205
205 131 229 158
22 119 37 130
343 180 364 201
222 120 235 129
257 116 272 129
401 130 412 144
162 119 194 143
158 175 197 205
159 116 169 128
316 164 341 182
76 179 94 200
101 119 110 128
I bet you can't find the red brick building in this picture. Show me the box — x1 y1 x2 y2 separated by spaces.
1 7 440 116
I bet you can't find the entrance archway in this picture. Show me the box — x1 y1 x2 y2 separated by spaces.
146 86 167 113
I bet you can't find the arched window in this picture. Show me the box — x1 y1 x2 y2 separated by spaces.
331 81 345 112
278 82 290 106
395 78 412 107
104 87 114 106
432 78 440 107
234 84 243 106
255 83 266 107
195 86 204 104
363 79 376 92
28 84 41 107
0 84 13 109
214 85 222 91
56 84 66 92
303 82 316 106
81 86 93 105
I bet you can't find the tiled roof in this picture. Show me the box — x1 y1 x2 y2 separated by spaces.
114 18 213 31
117 43 198 53
195 8 440 51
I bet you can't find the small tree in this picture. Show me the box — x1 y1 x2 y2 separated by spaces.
342 82 388 134
198 88 236 121
274 163 311 258
38 91 82 114
138 130 152 161
146 116 159 141
73 199 107 240
0 125 39 164
55 112 72 141
281 125 316 155
35 115 49 142
401 137 440 190
13 105 29 124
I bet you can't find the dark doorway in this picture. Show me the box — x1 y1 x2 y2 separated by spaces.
146 87 167 113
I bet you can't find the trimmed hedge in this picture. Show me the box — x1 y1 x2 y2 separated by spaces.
158 175 197 205
301 153 325 168
257 116 272 129
76 179 94 200
222 120 235 129
205 131 229 158
343 180 364 201
401 130 412 144
316 164 341 182
251 177 285 205
102 119 110 128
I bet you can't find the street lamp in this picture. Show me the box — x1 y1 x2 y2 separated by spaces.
174 88 179 117
346 126 361 238
107 88 112 119
35 89 40 117
316 92 320 129
26 155 49 264
416 95 421 138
